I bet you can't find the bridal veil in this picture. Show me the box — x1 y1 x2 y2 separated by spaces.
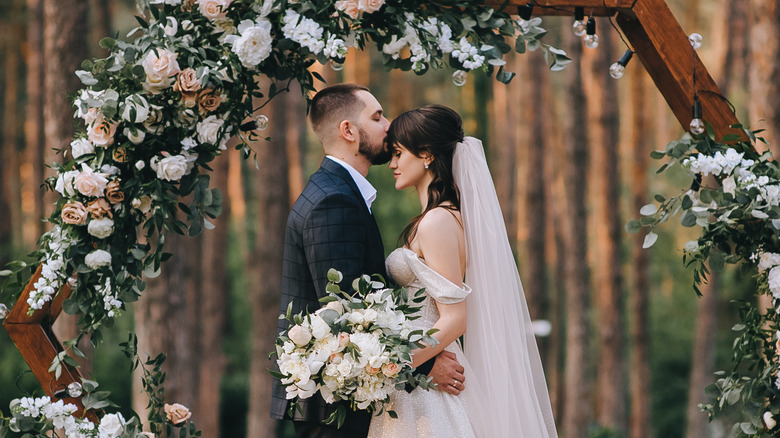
453 137 557 437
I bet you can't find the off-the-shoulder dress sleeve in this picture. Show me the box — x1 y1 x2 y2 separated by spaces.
400 248 471 304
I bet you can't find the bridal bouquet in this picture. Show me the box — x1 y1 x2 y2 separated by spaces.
272 269 437 427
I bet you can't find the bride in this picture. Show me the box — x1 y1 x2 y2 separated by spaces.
368 105 557 437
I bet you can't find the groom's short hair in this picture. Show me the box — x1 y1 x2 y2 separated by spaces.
310 83 370 140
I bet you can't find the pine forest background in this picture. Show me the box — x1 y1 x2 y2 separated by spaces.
1 0 780 437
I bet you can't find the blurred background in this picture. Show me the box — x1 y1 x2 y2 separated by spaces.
1 0 779 437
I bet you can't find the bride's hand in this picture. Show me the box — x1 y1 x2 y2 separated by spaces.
428 351 466 395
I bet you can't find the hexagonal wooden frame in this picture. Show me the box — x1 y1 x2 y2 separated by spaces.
3 0 741 423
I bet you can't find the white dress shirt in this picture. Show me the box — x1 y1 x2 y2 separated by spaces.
326 155 377 213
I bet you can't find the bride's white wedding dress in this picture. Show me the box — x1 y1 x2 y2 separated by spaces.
368 137 557 438
368 247 478 438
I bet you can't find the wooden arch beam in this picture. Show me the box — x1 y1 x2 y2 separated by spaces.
501 0 742 139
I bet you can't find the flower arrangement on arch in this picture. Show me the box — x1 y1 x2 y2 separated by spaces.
272 269 438 428
629 126 780 436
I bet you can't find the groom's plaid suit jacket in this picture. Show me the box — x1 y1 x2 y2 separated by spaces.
270 157 386 434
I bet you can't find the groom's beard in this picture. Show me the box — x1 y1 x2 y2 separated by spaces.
359 127 392 165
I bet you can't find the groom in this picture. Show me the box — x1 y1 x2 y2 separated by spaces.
270 84 466 438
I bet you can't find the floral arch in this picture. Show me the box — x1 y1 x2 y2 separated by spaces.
0 0 777 436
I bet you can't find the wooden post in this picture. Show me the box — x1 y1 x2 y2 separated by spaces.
2 266 97 421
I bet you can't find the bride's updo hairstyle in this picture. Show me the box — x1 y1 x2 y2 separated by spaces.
387 104 464 246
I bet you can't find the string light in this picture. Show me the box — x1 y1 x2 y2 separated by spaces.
609 50 634 79
572 7 586 37
583 17 599 49
451 70 467 86
690 95 705 135
688 33 703 49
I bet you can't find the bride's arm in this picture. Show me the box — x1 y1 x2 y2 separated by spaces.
410 209 467 368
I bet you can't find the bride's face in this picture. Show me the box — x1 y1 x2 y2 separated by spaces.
389 143 431 191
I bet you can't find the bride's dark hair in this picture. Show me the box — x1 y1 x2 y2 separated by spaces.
387 104 464 247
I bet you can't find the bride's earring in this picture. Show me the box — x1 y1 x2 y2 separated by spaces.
424 162 429 169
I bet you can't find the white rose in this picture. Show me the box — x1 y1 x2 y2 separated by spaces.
73 164 109 198
309 315 331 340
0 303 8 319
196 115 226 145
151 155 189 181
231 20 273 68
70 138 94 158
288 324 312 346
87 217 114 239
336 358 354 377
54 170 80 197
765 411 777 430
769 267 780 298
121 94 150 123
198 0 231 20
759 253 780 272
132 196 152 214
85 249 112 270
123 127 145 145
98 412 124 438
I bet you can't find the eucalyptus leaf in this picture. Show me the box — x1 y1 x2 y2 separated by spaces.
642 232 658 249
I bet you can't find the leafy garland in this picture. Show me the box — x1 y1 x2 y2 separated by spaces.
0 0 569 436
628 125 780 436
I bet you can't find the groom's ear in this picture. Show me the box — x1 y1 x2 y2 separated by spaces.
338 120 357 143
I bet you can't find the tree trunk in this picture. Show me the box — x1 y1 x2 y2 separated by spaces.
22 0 46 247
561 30 592 438
43 0 91 367
582 23 627 433
133 164 229 437
684 275 719 438
0 18 21 267
749 0 780 156
246 86 293 437
628 62 652 438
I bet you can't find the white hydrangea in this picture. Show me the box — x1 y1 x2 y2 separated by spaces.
760 253 780 272
323 34 348 59
28 227 72 310
451 37 485 70
230 19 273 68
282 10 325 54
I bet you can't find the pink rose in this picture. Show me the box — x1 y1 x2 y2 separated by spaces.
164 403 192 425
362 0 385 14
73 164 108 198
61 201 87 225
288 324 312 346
335 0 360 19
86 198 113 219
381 362 400 377
197 0 231 20
87 113 118 147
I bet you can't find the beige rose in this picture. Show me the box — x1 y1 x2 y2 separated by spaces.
198 0 231 20
164 403 192 425
365 365 381 375
88 113 118 147
362 0 385 14
61 201 88 225
288 324 312 346
335 0 360 19
105 180 125 204
381 362 400 377
142 49 180 94
73 165 109 198
132 195 153 215
175 68 202 93
86 198 113 219
197 89 221 113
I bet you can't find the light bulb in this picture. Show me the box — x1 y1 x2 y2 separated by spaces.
67 382 83 398
451 70 467 87
609 50 633 79
330 61 344 71
573 7 586 37
572 20 587 37
689 118 705 135
609 62 625 79
688 33 703 49
584 34 599 49
256 114 269 130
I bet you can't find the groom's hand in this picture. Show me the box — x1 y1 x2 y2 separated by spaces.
429 351 466 395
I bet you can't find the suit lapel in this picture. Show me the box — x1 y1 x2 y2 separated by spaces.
320 158 372 216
